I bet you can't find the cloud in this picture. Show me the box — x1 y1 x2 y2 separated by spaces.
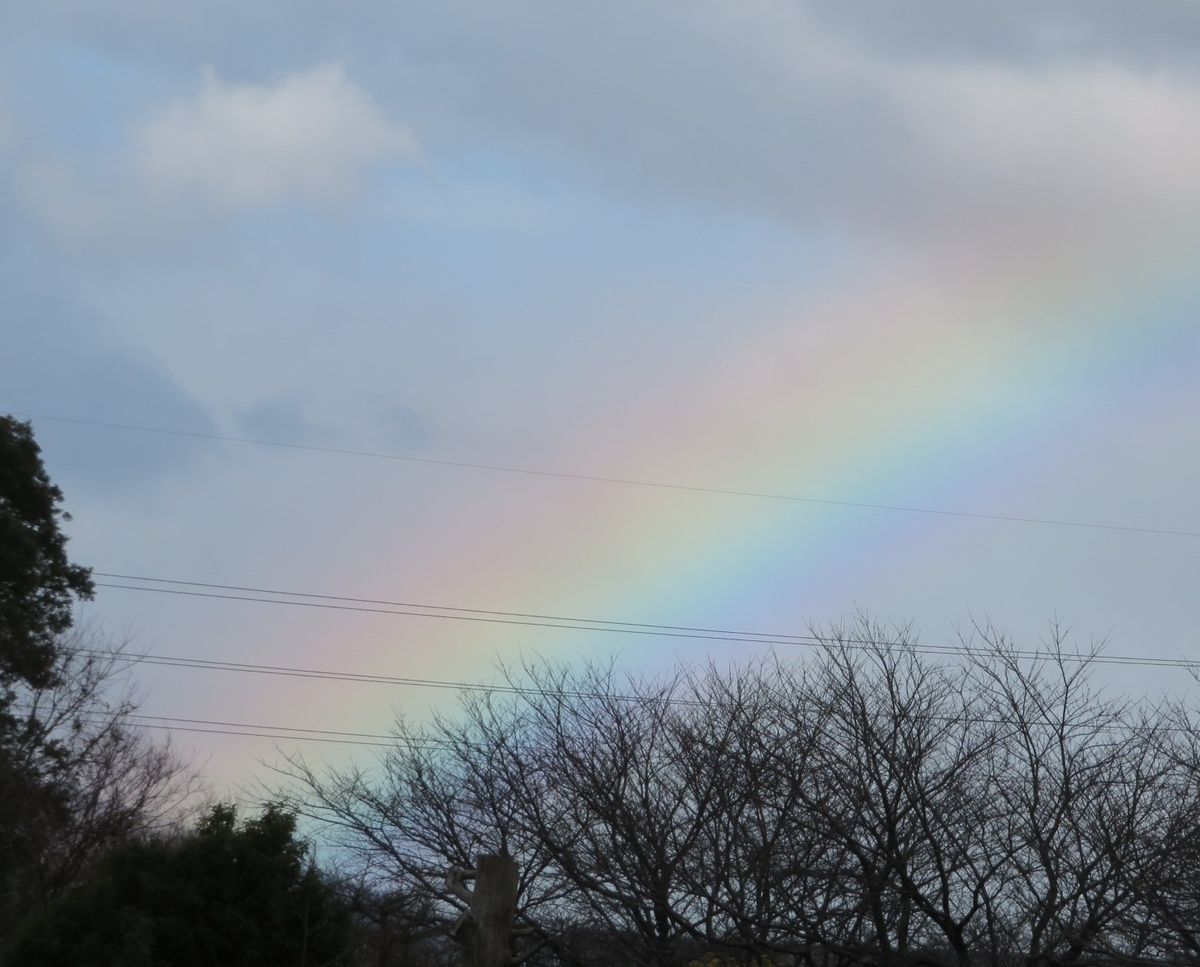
236 394 434 453
800 0 1200 69
4 62 419 250
10 3 1200 249
360 0 1200 245
137 62 417 206
893 61 1200 213
0 253 215 492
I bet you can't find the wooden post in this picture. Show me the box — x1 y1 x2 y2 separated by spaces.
472 855 519 967
447 854 520 967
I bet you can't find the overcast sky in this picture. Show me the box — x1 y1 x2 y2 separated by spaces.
3 2 1199 792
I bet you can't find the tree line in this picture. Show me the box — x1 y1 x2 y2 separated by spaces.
1 417 184 941
3 414 1199 965
283 635 1200 966
1 416 357 965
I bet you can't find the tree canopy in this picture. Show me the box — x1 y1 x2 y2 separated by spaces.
0 416 184 941
5 803 353 967
285 631 1200 966
0 416 93 690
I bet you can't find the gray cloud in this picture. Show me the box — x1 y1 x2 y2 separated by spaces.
365 396 435 452
0 225 214 492
137 63 417 207
18 0 1200 70
801 0 1200 69
10 1 1200 250
236 396 325 444
236 393 434 454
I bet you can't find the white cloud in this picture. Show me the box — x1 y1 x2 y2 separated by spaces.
12 5 1200 252
137 63 417 205
330 0 1200 243
893 61 1200 215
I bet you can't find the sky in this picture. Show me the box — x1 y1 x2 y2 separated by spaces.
2 1 1199 793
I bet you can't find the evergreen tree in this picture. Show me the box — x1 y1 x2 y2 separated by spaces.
5 804 353 967
0 415 93 690
0 416 182 938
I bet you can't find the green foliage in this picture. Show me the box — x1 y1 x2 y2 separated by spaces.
4 803 353 967
0 415 97 930
0 416 93 690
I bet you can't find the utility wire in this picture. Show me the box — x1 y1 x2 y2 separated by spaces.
89 648 1200 722
95 573 824 643
9 702 403 747
94 582 866 647
23 413 1200 538
87 650 714 705
126 713 410 744
129 721 394 747
38 662 1200 746
93 580 1200 670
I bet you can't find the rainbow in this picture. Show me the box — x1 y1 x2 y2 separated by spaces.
305 230 1199 706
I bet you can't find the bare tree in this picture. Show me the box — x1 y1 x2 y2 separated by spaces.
1120 690 1200 962
282 625 1200 967
668 655 867 965
780 626 1012 966
961 624 1183 966
278 694 566 963
0 623 196 928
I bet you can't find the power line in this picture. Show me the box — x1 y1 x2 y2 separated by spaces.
94 573 822 643
48 659 1200 746
93 580 860 647
93 645 1200 712
130 720 394 748
93 580 930 650
9 703 402 748
127 713 411 744
27 717 434 750
93 579 1200 670
89 650 713 705
24 413 1200 538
